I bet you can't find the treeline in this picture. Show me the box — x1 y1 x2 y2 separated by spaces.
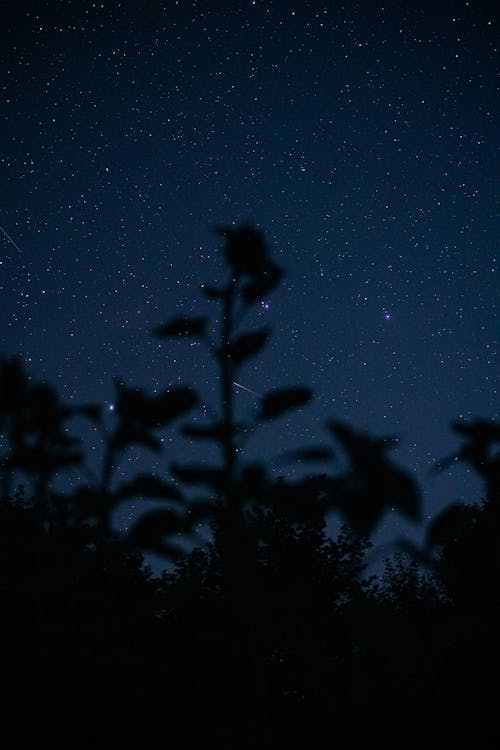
0 226 498 747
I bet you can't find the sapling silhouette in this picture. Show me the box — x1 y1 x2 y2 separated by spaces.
0 357 101 524
428 418 500 606
42 376 199 552
93 379 197 543
6 223 494 746
145 223 426 745
152 225 313 743
149 225 421 553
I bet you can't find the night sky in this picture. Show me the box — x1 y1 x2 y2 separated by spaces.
1 1 498 559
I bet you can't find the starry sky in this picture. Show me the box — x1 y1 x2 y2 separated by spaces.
1 0 498 554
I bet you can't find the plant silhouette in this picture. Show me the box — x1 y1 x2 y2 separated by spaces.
0 224 498 747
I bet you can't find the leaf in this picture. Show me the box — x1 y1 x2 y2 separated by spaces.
239 463 268 495
217 224 269 275
201 284 223 300
154 316 207 338
0 357 28 412
387 469 420 520
153 387 197 425
427 503 471 548
393 539 432 567
327 422 420 533
241 262 283 303
111 384 196 451
112 424 162 452
182 422 237 441
186 501 218 523
170 463 225 491
116 474 183 501
225 328 269 365
261 387 312 420
280 447 334 463
113 382 151 420
76 404 102 421
448 419 500 476
126 509 189 557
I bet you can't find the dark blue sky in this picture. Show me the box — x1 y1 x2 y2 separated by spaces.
1 1 498 554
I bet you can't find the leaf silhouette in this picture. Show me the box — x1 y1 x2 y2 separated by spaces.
116 474 183 501
110 384 195 452
182 422 237 442
261 387 312 420
217 224 269 275
329 422 420 533
154 316 207 338
201 284 223 300
280 447 334 463
75 404 102 421
435 420 500 471
170 463 225 491
0 357 27 413
427 502 470 548
224 328 269 365
126 509 189 557
153 387 198 425
241 262 283 303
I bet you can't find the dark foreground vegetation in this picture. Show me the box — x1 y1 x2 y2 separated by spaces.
1 226 499 747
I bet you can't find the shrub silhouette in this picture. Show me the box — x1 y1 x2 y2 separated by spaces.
0 357 89 500
147 225 420 551
0 223 498 747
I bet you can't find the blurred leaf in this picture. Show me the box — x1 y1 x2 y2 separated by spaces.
75 404 102 421
154 316 207 338
393 538 432 567
201 284 223 300
114 382 151 420
153 387 198 425
241 262 283 303
112 384 197 450
329 422 420 534
112 423 162 452
217 224 269 276
453 419 500 442
280 447 334 463
330 421 400 454
450 419 500 475
186 501 218 522
67 486 103 518
427 503 471 548
182 422 237 441
116 474 183 501
261 387 312 420
0 357 27 413
13 444 83 475
224 328 269 365
239 463 268 496
126 509 189 557
170 463 225 491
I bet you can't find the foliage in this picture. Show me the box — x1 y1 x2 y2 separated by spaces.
0 224 498 746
